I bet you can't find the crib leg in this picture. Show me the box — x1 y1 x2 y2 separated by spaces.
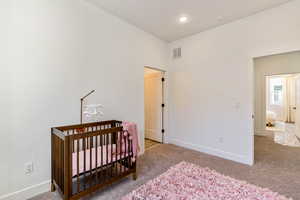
51 182 56 192
132 172 137 181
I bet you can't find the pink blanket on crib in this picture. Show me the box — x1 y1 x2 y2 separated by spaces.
122 122 140 160
72 145 128 177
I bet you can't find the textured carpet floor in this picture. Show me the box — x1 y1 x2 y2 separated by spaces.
122 161 291 200
31 136 300 200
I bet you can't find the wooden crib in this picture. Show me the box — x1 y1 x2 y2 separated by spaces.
51 120 137 200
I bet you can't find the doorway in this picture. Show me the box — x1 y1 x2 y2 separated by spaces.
144 66 165 150
253 50 300 163
265 74 300 147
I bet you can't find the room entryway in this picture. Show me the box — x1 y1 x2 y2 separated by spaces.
144 66 165 150
254 51 300 164
265 74 300 147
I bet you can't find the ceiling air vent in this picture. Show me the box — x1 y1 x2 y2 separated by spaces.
173 47 181 59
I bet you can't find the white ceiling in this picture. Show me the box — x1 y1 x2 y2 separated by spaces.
88 0 292 42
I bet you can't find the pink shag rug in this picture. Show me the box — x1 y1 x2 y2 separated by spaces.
122 161 292 200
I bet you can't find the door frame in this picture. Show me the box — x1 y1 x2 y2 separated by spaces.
144 66 166 145
295 76 300 139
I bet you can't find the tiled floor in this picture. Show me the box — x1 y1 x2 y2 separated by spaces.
31 136 300 200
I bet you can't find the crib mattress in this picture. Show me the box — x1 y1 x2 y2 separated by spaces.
72 144 129 177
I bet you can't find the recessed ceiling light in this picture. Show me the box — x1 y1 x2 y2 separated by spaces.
179 16 189 24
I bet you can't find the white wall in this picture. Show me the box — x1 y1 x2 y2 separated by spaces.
168 0 300 165
0 0 12 197
1 0 168 198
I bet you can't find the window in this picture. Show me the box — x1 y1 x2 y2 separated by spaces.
269 78 283 105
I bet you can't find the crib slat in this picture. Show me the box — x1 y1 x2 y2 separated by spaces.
72 130 75 153
61 135 64 188
117 131 119 176
56 137 59 188
119 131 122 174
64 136 71 199
69 138 73 195
54 136 57 187
103 132 106 181
128 132 130 170
54 136 57 188
95 134 98 184
61 138 64 190
60 137 63 189
129 136 131 170
129 135 131 169
58 137 61 189
119 131 123 175
83 136 86 190
100 132 103 182
115 130 118 176
89 134 92 187
123 131 125 173
106 133 109 181
54 136 56 187
115 131 118 177
128 135 130 170
51 133 54 191
87 128 89 150
125 132 127 173
76 138 80 193
110 133 113 178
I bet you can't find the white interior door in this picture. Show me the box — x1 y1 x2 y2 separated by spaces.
290 77 297 123
295 75 300 138
144 71 162 143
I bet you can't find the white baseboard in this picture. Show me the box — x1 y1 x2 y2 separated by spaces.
168 138 253 166
255 129 269 136
145 135 161 142
0 180 50 200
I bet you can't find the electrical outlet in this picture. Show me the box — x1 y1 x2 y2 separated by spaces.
24 162 34 175
218 137 224 144
234 102 240 110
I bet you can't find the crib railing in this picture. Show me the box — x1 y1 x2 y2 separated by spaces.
51 120 137 200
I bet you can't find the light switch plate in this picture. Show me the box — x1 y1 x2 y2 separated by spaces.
24 162 33 175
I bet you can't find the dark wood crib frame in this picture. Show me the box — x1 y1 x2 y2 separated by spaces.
51 120 137 200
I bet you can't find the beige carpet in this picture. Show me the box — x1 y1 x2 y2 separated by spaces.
31 136 300 200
